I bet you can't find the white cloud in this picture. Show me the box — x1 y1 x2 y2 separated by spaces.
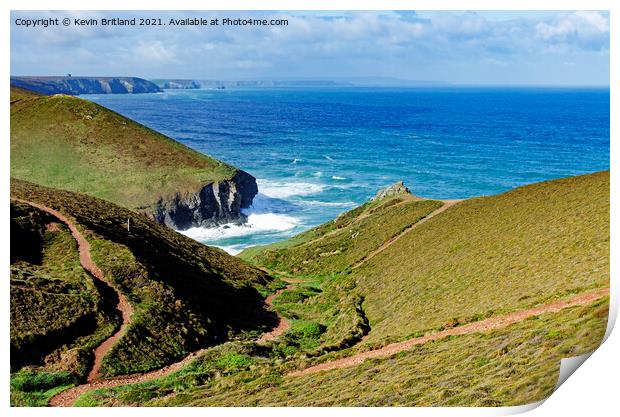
132 40 176 62
536 11 609 50
10 10 609 84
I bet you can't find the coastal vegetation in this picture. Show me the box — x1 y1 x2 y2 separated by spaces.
10 179 275 404
9 85 609 407
10 170 609 406
240 191 442 277
75 298 608 406
10 86 255 229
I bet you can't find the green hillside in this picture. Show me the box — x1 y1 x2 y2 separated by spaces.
352 171 609 345
77 297 607 406
11 86 42 102
243 171 609 348
67 171 609 407
10 179 275 405
11 201 118 372
240 191 443 278
10 87 236 209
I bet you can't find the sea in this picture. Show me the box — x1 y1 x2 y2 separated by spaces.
85 87 610 254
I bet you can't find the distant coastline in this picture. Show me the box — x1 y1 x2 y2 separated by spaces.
151 77 451 89
10 75 162 95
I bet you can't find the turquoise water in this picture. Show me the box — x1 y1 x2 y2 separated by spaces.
86 87 610 253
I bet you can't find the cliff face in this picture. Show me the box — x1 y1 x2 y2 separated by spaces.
10 76 162 95
150 170 258 230
151 79 201 89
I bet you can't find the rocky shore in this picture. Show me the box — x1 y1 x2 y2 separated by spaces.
149 170 258 230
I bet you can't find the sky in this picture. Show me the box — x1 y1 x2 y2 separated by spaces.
10 10 610 86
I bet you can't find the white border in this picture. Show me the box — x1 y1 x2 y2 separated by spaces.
2 1 616 416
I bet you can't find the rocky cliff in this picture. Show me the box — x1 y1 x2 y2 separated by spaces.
11 85 258 233
10 76 162 95
149 170 258 230
152 79 201 89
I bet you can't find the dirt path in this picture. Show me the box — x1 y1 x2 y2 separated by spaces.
14 199 134 383
48 346 212 406
47 284 293 406
14 198 605 403
351 199 462 269
297 197 418 248
258 285 293 342
288 287 609 377
12 199 135 406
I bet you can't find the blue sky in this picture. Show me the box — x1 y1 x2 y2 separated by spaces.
10 10 610 85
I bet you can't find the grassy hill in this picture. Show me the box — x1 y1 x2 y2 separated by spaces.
76 297 607 406
10 86 238 211
68 171 609 407
11 201 119 372
240 190 443 278
10 179 276 405
351 171 609 345
243 171 609 349
9 68 609 408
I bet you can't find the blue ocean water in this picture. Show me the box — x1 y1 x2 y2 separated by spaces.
86 87 610 254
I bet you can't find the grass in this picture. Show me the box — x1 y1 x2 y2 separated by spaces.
10 201 121 405
240 195 442 278
10 167 609 406
72 296 608 406
10 86 41 102
10 202 118 375
10 369 78 407
351 171 609 345
269 276 370 354
10 87 237 210
245 171 609 350
10 179 274 390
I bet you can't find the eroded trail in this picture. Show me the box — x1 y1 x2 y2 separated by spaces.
258 285 293 342
48 347 210 406
298 197 418 248
12 199 134 406
47 284 293 406
288 287 609 377
352 199 463 270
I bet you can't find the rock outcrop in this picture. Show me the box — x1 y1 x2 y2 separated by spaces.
150 170 258 230
374 181 412 200
10 76 162 95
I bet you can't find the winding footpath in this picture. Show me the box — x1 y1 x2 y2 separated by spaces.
47 284 293 406
12 199 134 407
48 271 291 405
258 285 293 342
288 287 609 377
49 348 210 406
12 198 607 404
352 199 463 270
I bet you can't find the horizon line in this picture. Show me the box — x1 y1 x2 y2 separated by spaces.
9 74 610 89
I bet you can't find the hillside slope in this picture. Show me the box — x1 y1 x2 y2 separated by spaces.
241 183 443 278
80 297 608 406
242 171 609 350
11 202 118 374
10 179 275 404
10 86 257 230
352 171 609 344
25 172 609 407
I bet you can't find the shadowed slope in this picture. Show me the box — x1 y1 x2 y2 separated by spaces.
10 179 275 378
